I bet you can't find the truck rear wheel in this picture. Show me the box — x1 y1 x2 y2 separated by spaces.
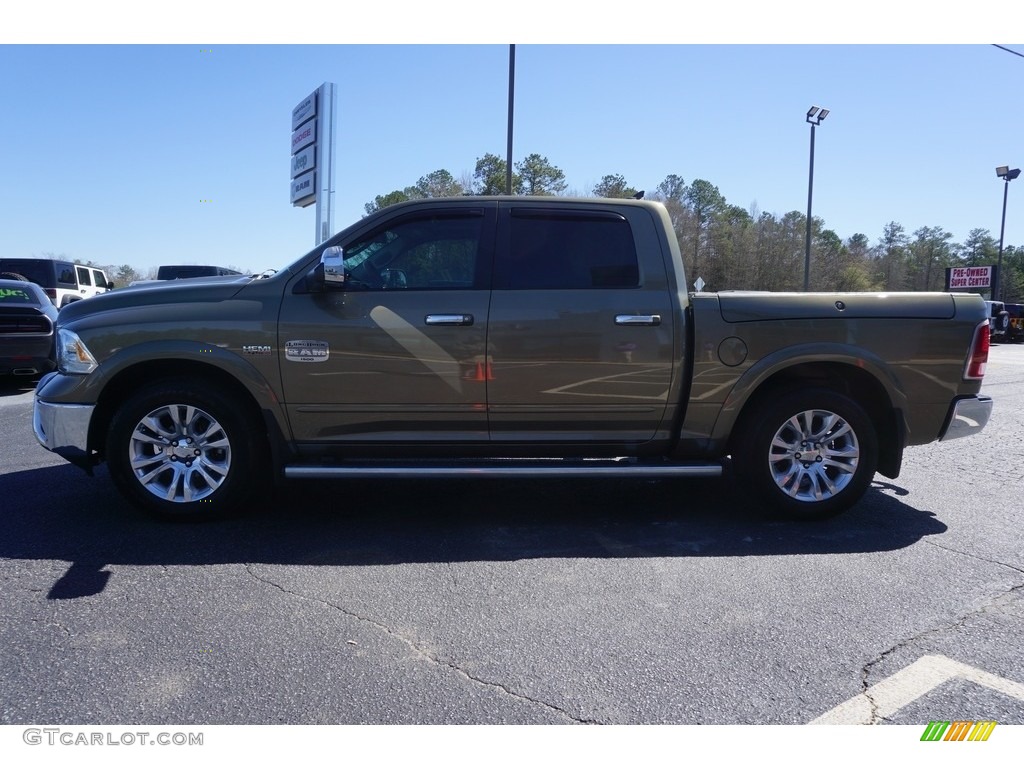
737 388 878 520
107 378 264 520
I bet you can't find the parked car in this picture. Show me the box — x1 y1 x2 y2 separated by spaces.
0 258 114 308
983 300 1010 341
156 265 242 280
1006 303 1024 343
0 278 59 377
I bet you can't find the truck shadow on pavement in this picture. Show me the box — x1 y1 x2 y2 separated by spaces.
0 375 38 398
3 463 946 600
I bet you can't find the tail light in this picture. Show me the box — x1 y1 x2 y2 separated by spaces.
964 320 990 380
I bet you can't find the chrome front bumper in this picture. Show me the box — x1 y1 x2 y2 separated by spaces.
938 395 993 441
33 393 96 470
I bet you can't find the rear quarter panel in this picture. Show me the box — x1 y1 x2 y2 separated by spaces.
678 291 987 453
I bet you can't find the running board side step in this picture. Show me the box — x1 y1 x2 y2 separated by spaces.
284 459 724 480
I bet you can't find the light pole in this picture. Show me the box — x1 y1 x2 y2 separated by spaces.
804 106 829 292
994 165 1020 302
506 45 515 195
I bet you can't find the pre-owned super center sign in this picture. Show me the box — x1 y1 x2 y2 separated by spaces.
946 266 993 290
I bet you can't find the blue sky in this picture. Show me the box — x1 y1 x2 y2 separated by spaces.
2 10 1022 276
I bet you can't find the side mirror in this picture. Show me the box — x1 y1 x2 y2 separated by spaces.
322 246 345 286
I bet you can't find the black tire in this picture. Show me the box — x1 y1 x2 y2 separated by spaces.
735 388 878 520
0 271 29 281
107 378 266 520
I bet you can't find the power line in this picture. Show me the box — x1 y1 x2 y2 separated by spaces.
992 44 1024 59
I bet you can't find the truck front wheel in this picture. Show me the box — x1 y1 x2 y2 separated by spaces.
737 389 878 520
107 379 264 520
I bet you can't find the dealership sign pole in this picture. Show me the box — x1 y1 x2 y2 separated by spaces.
290 83 336 246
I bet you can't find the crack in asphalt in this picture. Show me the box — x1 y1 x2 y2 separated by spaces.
243 563 593 724
857 542 1024 724
925 539 1024 578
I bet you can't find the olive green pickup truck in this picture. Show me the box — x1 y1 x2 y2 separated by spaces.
33 197 993 520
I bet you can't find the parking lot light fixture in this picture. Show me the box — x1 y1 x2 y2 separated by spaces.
804 106 829 292
994 165 1020 302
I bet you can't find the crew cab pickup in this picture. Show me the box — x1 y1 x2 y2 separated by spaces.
33 197 993 520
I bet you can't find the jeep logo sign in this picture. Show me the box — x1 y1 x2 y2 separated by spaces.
291 145 316 180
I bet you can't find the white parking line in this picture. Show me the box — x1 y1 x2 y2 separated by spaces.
811 654 1024 724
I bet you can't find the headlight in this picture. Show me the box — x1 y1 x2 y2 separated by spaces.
57 328 99 374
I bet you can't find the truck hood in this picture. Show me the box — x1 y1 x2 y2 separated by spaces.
57 275 253 323
716 291 958 323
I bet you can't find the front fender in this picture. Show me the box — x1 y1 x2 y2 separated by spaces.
38 340 278 408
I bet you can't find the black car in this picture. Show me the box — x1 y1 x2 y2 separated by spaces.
0 278 59 377
156 265 242 280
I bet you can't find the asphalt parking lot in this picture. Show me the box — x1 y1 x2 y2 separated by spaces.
1 344 1022 726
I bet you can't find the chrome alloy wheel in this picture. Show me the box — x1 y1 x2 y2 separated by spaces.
768 408 860 503
127 403 232 503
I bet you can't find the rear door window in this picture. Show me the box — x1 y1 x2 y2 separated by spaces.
496 210 640 289
76 267 92 286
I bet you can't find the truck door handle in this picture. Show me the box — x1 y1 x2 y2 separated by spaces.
615 314 661 326
425 314 474 326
